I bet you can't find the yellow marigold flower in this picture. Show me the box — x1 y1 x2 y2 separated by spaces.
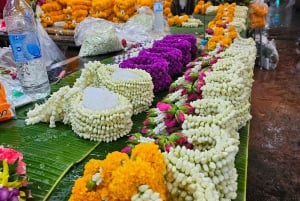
214 27 224 36
69 176 103 201
109 159 168 201
83 159 103 176
131 143 166 173
208 40 216 51
168 17 175 26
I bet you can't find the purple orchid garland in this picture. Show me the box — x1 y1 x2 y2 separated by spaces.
138 47 184 78
153 38 192 66
119 55 172 93
163 34 198 57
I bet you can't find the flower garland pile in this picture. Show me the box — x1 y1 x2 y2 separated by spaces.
26 61 156 141
153 37 192 65
69 143 168 201
202 36 257 129
118 35 257 200
205 3 249 51
0 146 28 201
165 125 240 200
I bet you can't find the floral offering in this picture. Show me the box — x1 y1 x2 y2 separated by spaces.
69 143 168 201
0 146 28 201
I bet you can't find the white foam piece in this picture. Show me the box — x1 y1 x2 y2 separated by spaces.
111 69 140 80
83 87 118 111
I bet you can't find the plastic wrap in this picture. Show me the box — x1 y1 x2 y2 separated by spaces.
261 38 279 70
36 20 66 69
74 17 123 57
249 0 268 29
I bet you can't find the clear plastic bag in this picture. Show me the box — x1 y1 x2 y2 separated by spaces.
261 39 279 70
115 6 155 43
36 20 66 69
74 17 123 57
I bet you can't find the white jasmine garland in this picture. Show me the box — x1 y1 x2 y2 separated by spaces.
95 63 154 114
26 86 73 127
131 185 163 201
69 89 133 142
183 98 238 131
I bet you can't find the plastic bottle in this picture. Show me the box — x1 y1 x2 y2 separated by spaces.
3 0 50 101
153 0 164 32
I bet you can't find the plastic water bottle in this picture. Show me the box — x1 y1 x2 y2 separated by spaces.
153 0 164 32
3 0 50 101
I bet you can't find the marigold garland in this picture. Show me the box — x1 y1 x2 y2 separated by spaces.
69 143 168 201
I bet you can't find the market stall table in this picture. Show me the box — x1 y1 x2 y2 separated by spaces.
0 52 249 201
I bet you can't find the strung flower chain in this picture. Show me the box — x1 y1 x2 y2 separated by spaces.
26 86 74 127
165 124 240 200
183 98 238 131
97 64 154 114
69 90 133 142
131 185 163 201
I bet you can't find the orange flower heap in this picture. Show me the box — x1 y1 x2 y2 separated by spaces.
193 0 212 15
206 3 238 51
249 2 268 29
69 143 168 201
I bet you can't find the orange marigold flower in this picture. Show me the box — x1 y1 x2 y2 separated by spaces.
109 159 168 201
131 143 166 173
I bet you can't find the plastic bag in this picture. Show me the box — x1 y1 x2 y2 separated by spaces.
115 6 155 43
0 47 16 69
74 17 123 57
249 0 268 29
261 39 279 70
36 20 66 69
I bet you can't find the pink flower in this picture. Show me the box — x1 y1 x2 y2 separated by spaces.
206 28 214 35
166 126 180 134
185 143 194 149
11 73 17 80
17 160 26 175
128 136 136 141
183 69 194 82
176 111 185 123
140 127 149 134
0 146 23 165
187 93 198 102
164 118 178 128
175 135 188 145
142 118 155 126
121 146 132 154
179 103 195 114
156 102 172 112
164 143 174 152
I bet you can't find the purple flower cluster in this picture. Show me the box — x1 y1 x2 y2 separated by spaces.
163 34 198 57
153 38 192 66
138 47 183 78
119 55 171 92
0 188 20 201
